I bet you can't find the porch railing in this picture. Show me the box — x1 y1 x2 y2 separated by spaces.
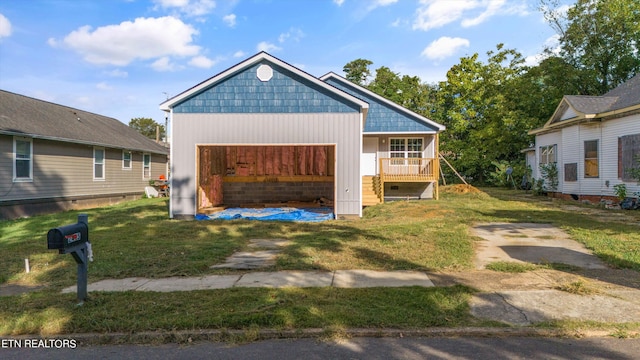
379 158 438 182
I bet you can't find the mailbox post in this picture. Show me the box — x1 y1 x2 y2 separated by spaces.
47 214 91 303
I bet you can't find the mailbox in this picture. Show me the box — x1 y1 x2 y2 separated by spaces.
47 222 89 253
47 214 91 304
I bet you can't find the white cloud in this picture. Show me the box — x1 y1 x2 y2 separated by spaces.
233 50 246 58
106 69 129 78
189 55 215 68
278 27 305 43
413 0 527 31
56 16 200 66
223 13 236 27
0 13 11 39
153 0 216 17
151 56 180 71
421 36 470 60
333 0 345 6
256 41 281 53
96 82 113 90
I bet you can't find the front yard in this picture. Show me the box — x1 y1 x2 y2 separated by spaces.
1 186 639 336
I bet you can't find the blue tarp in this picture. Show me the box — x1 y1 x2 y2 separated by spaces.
195 207 334 222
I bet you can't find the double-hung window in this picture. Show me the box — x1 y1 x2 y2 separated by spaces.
143 153 151 179
122 151 132 170
584 140 599 178
539 144 557 165
14 137 33 182
389 138 423 165
94 147 105 180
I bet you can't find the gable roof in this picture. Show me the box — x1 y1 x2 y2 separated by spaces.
0 90 168 154
160 52 369 118
531 74 640 135
320 72 445 134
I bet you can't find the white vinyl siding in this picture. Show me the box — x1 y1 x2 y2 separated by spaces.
13 137 33 182
94 147 105 180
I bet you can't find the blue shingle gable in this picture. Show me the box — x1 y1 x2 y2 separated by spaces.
174 61 360 114
324 78 440 133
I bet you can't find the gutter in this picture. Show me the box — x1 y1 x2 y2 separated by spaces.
0 130 169 155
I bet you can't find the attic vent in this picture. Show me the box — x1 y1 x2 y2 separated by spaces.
257 64 273 82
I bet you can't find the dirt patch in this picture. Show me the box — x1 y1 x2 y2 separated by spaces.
441 184 484 194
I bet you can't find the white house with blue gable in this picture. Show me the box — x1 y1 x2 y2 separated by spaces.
160 52 444 219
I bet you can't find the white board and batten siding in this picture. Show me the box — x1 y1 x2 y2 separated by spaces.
171 112 362 218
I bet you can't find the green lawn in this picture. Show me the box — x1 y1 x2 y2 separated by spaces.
1 187 639 336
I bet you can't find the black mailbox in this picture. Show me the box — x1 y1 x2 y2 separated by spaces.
47 214 91 304
47 222 89 252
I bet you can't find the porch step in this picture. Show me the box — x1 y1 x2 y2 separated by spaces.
362 176 382 206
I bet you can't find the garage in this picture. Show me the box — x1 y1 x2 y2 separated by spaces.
197 144 336 214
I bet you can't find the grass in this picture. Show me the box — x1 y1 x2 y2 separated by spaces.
1 186 640 336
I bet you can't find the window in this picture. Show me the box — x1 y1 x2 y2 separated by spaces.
390 138 423 165
143 153 151 179
619 134 640 181
539 144 557 164
94 148 105 180
122 151 132 170
584 140 599 178
13 137 32 181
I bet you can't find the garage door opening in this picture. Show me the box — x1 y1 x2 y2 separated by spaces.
197 145 336 217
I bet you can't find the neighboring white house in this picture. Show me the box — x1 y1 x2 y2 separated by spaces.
528 74 640 202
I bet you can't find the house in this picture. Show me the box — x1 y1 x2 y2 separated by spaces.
160 52 444 219
528 74 640 202
0 90 169 219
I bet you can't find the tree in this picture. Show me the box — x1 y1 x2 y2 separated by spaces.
343 58 373 85
540 0 640 94
129 117 165 140
435 44 532 184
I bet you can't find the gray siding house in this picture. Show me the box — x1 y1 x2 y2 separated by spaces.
160 52 444 219
528 74 640 202
0 90 169 219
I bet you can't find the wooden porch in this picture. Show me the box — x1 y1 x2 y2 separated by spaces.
362 158 439 206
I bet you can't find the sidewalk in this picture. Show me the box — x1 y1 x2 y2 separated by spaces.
61 270 435 293
59 268 640 326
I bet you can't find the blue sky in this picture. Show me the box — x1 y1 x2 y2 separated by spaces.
0 0 572 128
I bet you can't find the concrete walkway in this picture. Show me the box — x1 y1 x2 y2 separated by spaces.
61 270 435 293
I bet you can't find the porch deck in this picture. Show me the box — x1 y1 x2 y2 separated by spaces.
363 158 439 206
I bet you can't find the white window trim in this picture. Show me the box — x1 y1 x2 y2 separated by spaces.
539 144 557 165
94 147 105 181
584 139 599 178
142 153 151 179
122 150 132 170
389 137 424 165
13 136 33 182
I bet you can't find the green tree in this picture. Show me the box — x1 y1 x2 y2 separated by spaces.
540 0 640 94
436 44 531 184
129 117 165 140
343 58 373 85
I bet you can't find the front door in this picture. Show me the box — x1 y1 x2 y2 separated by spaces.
361 137 378 176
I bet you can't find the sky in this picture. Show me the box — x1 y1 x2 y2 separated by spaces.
0 0 573 129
